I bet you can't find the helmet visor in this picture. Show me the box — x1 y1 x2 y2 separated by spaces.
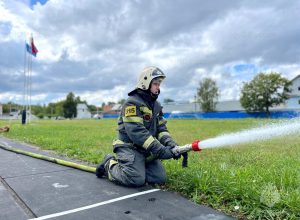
151 76 164 84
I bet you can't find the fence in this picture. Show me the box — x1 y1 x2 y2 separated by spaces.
103 111 300 120
2 111 298 120
164 111 300 119
0 115 38 120
103 115 119 119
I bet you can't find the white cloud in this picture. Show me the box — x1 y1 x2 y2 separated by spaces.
0 0 300 106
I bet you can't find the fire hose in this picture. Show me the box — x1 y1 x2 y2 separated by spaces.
0 141 202 174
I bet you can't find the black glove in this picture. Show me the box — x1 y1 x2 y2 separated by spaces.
150 143 175 160
166 141 181 160
157 145 175 159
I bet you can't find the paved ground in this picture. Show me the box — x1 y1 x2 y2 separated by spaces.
0 136 236 220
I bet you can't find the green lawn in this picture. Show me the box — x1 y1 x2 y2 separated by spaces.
1 118 300 219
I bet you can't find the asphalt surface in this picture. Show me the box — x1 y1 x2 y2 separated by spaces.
0 136 236 220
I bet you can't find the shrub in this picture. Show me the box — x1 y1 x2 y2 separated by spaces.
37 113 44 119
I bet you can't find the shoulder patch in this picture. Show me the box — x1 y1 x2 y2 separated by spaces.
143 113 153 122
125 106 136 117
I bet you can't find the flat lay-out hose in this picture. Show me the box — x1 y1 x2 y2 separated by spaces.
0 144 96 173
0 141 202 172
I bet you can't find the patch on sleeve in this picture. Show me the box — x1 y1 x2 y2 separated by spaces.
125 106 137 117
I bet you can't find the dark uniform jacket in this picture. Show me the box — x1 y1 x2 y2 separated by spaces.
113 89 176 155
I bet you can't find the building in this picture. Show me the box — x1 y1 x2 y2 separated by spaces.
110 104 122 114
103 105 114 111
101 104 122 115
76 103 91 119
162 100 286 113
162 75 299 113
286 75 300 109
0 102 2 115
162 100 243 113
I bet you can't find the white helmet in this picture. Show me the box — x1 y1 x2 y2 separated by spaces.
136 66 166 90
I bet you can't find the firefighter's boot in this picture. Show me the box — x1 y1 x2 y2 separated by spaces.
95 154 116 178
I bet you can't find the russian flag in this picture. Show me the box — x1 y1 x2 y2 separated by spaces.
26 36 38 57
31 37 38 55
26 43 36 57
26 44 36 57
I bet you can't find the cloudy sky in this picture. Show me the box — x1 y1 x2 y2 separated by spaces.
0 0 300 106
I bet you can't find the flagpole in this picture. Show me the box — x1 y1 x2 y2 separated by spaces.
24 33 38 124
30 35 33 124
23 40 27 108
26 43 30 124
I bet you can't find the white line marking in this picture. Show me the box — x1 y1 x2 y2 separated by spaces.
1 141 11 148
30 189 160 220
52 183 68 188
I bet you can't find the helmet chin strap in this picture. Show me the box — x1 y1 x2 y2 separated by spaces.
148 78 161 101
150 89 160 99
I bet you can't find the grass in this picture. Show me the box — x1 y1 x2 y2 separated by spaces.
1 118 300 219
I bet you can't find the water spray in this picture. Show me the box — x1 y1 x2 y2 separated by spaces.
147 118 300 163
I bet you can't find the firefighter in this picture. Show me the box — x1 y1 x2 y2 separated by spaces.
96 66 183 187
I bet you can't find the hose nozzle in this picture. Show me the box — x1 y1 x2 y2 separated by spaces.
171 141 202 156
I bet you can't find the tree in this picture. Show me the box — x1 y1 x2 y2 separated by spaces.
108 101 116 105
88 105 97 112
37 113 44 119
118 99 126 105
63 92 77 118
42 103 47 114
47 103 55 116
2 104 9 113
32 103 42 115
55 102 64 117
2 102 19 114
75 96 87 105
163 98 174 104
75 96 81 103
240 72 293 119
197 78 220 113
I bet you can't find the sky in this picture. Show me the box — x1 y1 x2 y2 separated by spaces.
0 0 300 107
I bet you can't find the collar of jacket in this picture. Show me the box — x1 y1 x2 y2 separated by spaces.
128 89 157 107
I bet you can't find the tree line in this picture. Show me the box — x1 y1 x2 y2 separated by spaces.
1 93 97 119
1 93 127 119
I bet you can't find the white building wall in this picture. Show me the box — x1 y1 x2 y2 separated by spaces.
286 75 300 109
286 97 300 109
76 104 91 119
290 76 300 96
0 103 2 115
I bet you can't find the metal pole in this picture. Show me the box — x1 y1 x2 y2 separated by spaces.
26 50 30 123
29 46 32 123
194 94 196 113
23 40 26 108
